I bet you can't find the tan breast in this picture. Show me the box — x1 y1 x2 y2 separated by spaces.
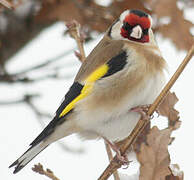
78 43 166 112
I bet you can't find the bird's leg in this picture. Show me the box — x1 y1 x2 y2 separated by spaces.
103 137 129 166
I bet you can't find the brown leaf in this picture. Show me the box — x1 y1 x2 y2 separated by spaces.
158 92 180 129
36 0 149 32
112 0 150 15
146 0 194 50
133 122 151 153
137 126 172 180
115 122 151 154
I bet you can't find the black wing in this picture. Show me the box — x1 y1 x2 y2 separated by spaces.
30 50 128 146
102 50 127 78
30 82 83 146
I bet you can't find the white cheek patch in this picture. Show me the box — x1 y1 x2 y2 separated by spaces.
130 25 142 39
110 21 125 40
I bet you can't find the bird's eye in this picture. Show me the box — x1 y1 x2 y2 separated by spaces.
122 22 132 32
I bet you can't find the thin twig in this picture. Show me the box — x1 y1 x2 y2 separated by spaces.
98 45 194 180
32 163 60 180
104 142 120 180
66 20 86 62
0 48 75 83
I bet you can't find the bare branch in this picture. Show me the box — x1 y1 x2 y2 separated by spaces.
0 48 75 84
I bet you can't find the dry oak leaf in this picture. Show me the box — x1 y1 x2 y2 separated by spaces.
158 92 180 128
137 126 172 180
145 0 194 50
36 0 150 32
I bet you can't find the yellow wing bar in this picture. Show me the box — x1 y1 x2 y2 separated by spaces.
59 64 109 117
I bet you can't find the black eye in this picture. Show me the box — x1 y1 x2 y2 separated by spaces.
122 22 133 32
143 28 148 35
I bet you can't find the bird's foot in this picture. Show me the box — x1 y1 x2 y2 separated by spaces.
130 104 152 120
103 137 129 166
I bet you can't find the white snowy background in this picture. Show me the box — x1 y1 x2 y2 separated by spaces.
1 7 194 180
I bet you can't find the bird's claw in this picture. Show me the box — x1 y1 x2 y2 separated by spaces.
114 152 130 168
130 104 161 120
103 137 130 167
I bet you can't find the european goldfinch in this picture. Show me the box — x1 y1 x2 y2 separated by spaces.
9 9 166 173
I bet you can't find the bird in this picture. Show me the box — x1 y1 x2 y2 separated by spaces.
9 9 167 173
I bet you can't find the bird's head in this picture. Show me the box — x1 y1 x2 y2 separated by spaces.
109 9 153 43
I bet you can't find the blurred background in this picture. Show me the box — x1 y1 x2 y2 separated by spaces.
0 0 193 180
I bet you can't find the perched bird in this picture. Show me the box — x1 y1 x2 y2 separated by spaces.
9 9 166 173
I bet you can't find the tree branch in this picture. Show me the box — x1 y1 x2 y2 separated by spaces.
98 45 194 180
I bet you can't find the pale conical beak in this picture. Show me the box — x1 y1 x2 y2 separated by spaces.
130 25 142 39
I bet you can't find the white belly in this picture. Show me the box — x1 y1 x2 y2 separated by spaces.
77 110 141 142
75 72 165 142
